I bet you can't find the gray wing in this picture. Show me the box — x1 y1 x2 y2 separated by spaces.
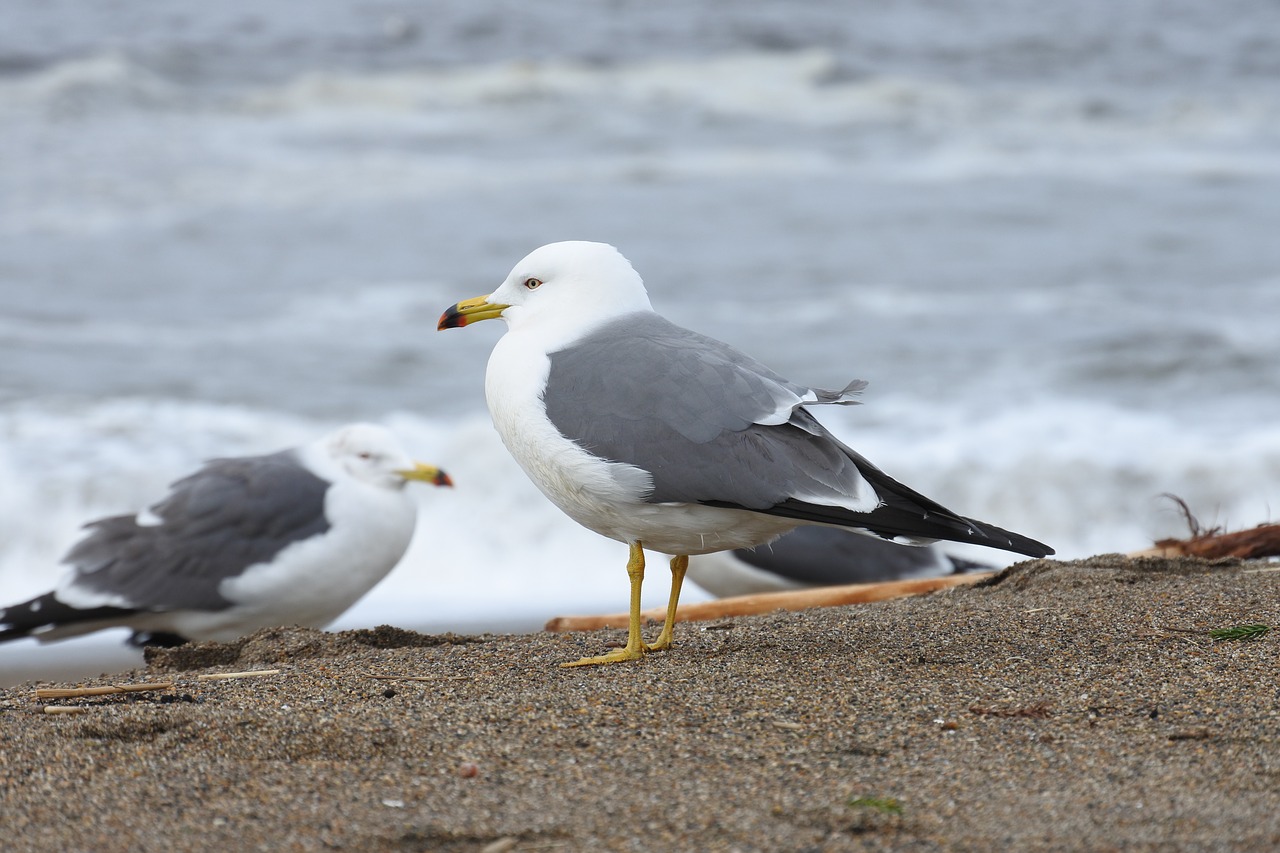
544 312 868 508
543 312 1053 558
62 450 332 611
733 526 954 585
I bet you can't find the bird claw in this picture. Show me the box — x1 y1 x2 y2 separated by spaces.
560 645 648 667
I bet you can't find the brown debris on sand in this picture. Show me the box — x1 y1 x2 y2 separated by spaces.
2 555 1278 852
1132 494 1280 560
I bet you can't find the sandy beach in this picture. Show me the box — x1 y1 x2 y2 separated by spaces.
2 554 1277 852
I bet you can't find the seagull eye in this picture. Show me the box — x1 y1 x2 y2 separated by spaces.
523 277 543 290
357 452 373 460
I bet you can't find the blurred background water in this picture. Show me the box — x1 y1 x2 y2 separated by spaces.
3 0 1279 683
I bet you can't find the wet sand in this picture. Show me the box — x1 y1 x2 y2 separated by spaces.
2 555 1278 852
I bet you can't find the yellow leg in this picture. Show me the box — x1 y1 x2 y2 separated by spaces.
646 554 688 652
561 542 650 667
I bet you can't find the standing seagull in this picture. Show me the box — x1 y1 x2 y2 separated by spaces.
438 241 1051 667
0 423 452 647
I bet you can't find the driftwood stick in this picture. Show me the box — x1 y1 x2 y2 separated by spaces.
196 669 281 681
544 573 994 632
35 681 175 699
43 706 88 715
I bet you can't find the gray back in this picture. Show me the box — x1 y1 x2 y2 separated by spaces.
64 450 332 611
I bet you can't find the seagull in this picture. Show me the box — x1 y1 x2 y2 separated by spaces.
686 526 995 598
0 423 452 647
438 241 1051 666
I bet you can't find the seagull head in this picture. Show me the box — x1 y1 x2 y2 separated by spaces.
316 423 453 491
438 241 654 334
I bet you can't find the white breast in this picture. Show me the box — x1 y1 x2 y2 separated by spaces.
485 333 646 534
218 480 417 627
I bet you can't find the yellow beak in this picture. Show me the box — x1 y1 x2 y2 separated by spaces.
438 294 511 330
395 462 453 487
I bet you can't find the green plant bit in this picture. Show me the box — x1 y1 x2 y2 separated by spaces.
847 796 904 815
1208 623 1271 642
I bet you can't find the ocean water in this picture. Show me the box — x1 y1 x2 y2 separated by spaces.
3 1 1279 684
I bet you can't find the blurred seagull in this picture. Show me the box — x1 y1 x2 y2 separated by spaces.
0 424 452 647
438 241 1051 666
686 525 994 598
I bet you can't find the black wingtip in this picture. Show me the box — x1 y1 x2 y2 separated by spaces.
0 592 142 645
996 529 1054 559
720 497 1054 560
1015 542 1054 559
958 517 1053 559
0 595 53 643
0 623 33 644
